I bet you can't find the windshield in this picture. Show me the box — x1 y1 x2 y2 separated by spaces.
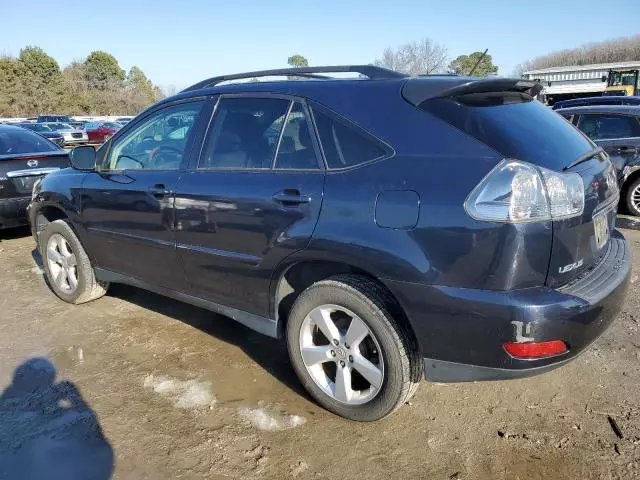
0 128 59 155
609 71 639 87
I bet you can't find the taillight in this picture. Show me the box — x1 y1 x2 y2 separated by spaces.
465 160 584 223
504 340 568 359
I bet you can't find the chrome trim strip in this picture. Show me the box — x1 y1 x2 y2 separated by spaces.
6 168 60 178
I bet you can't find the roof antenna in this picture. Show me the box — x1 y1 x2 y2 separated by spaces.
467 49 488 76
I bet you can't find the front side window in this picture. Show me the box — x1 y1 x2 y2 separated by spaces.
311 104 387 169
106 101 204 170
199 97 289 169
577 114 640 140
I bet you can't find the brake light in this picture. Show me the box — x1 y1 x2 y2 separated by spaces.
503 340 568 359
465 160 584 223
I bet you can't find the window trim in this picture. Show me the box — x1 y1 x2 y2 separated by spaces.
98 96 212 173
576 112 640 141
308 100 395 172
192 93 325 172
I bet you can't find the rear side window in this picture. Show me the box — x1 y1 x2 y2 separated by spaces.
274 102 319 170
200 97 289 169
421 94 594 169
311 104 387 169
577 114 640 140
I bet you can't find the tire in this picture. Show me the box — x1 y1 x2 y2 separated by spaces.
40 219 108 304
286 274 421 421
625 177 640 216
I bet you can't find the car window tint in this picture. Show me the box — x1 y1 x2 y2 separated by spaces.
106 101 204 170
311 104 386 169
200 97 289 169
0 128 58 155
274 102 318 170
577 114 640 140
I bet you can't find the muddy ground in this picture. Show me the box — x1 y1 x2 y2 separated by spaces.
1 219 639 480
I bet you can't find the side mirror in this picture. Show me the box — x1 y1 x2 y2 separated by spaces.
69 145 96 170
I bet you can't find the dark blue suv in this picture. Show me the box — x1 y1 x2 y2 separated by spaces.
28 66 630 421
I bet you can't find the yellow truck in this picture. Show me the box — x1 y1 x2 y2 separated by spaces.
605 69 640 96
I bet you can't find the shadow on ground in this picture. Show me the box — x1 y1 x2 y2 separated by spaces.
0 358 113 480
107 284 308 399
0 226 31 242
616 214 640 231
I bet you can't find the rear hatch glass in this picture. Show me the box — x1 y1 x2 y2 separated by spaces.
419 93 618 287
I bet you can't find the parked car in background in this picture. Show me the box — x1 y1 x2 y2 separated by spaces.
30 66 629 421
69 120 88 130
85 122 121 143
553 96 640 110
37 115 73 123
0 124 68 229
115 116 134 124
43 122 89 146
557 105 640 214
16 123 65 148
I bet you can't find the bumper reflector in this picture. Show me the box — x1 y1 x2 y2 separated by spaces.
504 340 568 359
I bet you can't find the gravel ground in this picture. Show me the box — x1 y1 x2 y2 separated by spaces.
0 219 639 479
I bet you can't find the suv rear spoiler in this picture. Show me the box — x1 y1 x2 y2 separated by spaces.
402 77 544 106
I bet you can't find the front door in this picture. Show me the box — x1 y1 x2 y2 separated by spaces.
174 96 325 316
81 99 209 289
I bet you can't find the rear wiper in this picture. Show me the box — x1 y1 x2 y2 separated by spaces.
563 147 604 171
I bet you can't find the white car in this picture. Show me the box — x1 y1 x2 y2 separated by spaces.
42 122 89 146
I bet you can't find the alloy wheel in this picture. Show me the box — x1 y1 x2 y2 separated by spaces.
299 304 384 405
46 233 79 293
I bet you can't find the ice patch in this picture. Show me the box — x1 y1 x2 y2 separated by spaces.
238 406 306 431
143 374 215 409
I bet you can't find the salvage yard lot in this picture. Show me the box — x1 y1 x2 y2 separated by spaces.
1 221 639 480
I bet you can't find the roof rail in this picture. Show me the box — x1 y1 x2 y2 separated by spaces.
182 65 406 92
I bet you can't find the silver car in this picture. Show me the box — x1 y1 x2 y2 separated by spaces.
42 122 89 146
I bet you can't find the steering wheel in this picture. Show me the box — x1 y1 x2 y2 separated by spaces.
149 145 183 169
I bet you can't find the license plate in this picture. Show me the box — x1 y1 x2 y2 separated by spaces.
594 212 610 250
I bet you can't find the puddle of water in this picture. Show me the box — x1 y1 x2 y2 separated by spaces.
238 406 306 431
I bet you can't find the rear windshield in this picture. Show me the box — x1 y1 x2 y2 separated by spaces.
0 128 59 156
421 93 594 169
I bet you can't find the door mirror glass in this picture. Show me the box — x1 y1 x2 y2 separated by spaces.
69 145 96 170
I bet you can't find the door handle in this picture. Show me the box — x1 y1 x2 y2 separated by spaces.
617 146 638 155
148 183 171 198
272 190 311 206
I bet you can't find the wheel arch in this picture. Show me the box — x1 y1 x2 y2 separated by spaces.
271 258 420 356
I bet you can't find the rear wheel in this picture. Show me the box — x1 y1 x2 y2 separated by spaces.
625 177 640 216
286 275 421 421
41 219 108 304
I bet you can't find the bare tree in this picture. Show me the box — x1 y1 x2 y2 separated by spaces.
374 38 448 75
521 34 640 71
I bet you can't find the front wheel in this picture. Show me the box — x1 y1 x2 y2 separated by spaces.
40 219 109 304
625 177 640 216
286 275 421 421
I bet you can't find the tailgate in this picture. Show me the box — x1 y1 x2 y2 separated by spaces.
548 156 619 287
0 152 69 198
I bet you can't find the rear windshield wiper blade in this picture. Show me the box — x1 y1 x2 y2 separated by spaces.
563 147 604 171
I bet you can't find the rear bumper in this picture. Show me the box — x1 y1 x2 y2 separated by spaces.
0 196 30 228
387 229 630 382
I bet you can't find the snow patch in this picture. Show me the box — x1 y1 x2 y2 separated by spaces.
31 266 45 275
143 374 215 409
238 406 306 431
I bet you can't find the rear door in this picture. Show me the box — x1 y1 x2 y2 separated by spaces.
174 95 325 316
576 113 640 180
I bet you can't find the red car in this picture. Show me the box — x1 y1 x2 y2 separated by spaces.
85 122 121 143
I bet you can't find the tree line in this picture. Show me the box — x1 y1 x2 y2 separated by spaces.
0 46 164 117
516 34 640 74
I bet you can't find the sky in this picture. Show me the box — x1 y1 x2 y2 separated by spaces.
1 0 638 90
